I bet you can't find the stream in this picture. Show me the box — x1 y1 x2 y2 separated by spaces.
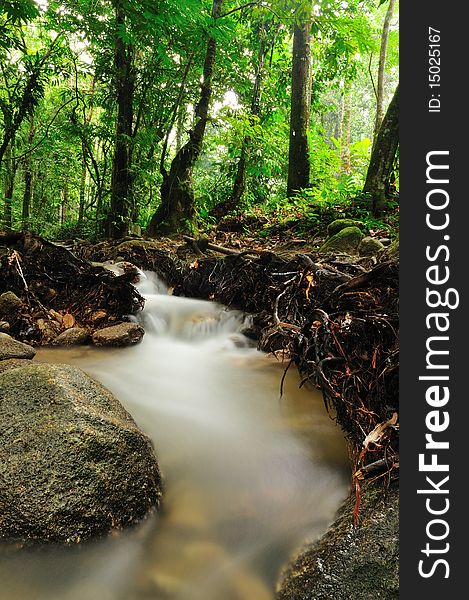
0 272 349 600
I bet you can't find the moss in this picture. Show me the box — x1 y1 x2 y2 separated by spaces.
327 219 365 238
318 227 364 255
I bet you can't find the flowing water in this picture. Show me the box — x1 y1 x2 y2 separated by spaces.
0 272 350 600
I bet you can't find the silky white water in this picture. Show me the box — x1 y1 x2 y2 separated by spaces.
0 272 349 600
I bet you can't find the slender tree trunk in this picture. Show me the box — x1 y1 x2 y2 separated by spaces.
287 6 313 197
175 107 185 154
21 117 35 230
78 161 87 227
3 141 18 230
147 0 223 236
211 26 267 218
342 91 351 174
108 0 134 239
61 177 69 226
363 84 399 216
372 0 396 145
22 166 32 230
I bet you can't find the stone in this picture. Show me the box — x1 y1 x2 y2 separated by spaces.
0 359 31 374
0 363 163 544
0 321 10 333
62 313 76 329
384 237 399 262
318 227 364 256
91 310 108 324
0 333 36 360
277 482 399 600
0 291 24 318
36 318 61 342
379 238 391 247
92 322 145 347
52 327 91 346
358 236 386 257
327 219 364 238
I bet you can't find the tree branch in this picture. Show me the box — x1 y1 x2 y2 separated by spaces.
12 97 75 161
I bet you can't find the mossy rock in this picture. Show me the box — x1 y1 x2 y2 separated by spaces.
0 291 24 318
327 219 365 238
384 237 399 262
0 363 163 544
358 236 386 257
277 482 399 600
318 227 364 256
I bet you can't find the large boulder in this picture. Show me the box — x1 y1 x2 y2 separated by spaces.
318 227 364 256
0 358 32 374
277 482 398 600
327 219 364 238
92 322 145 347
0 363 163 544
0 333 36 360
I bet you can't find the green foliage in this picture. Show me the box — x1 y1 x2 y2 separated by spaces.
0 0 399 238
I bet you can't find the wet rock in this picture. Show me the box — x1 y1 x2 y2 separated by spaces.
92 323 145 347
0 321 10 333
277 482 398 600
0 333 36 360
0 363 163 544
327 219 364 238
358 236 386 257
36 318 61 342
0 291 23 318
0 358 31 374
318 227 364 256
52 327 91 346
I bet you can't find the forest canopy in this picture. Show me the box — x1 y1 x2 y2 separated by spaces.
0 0 399 240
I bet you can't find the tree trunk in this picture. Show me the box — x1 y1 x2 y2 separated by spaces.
211 25 267 219
363 84 399 216
22 167 32 230
287 7 312 198
21 117 35 230
372 0 396 145
3 142 17 230
147 0 223 236
341 91 351 174
108 1 134 239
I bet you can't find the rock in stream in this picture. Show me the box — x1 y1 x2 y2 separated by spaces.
0 363 163 544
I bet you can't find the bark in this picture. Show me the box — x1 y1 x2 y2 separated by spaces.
108 1 134 239
22 167 32 229
147 0 223 236
211 25 267 219
22 117 35 230
78 163 86 228
342 91 351 174
363 84 399 216
287 9 312 198
3 144 16 230
372 0 396 145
